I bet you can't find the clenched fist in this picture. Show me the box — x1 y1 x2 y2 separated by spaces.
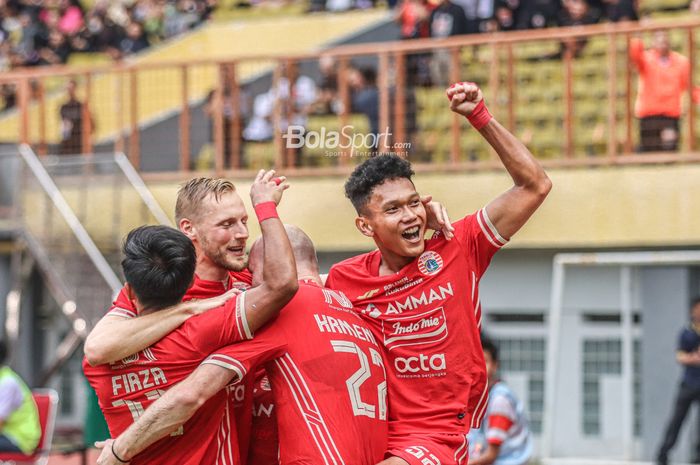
446 82 483 117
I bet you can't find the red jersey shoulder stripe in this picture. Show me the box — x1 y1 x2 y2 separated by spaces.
236 293 253 340
202 354 247 383
476 208 508 249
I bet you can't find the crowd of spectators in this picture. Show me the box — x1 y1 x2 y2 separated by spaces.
0 0 217 71
396 0 639 42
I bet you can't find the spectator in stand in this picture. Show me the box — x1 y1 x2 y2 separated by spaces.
59 79 90 155
630 31 690 152
120 20 150 55
0 339 41 455
557 0 598 56
493 0 517 31
514 0 560 29
429 0 468 86
312 54 339 115
349 65 380 145
397 0 433 86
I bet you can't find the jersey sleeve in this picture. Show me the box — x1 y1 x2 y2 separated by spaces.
186 292 254 355
485 394 516 446
107 287 137 318
453 208 509 277
199 323 287 384
231 269 254 287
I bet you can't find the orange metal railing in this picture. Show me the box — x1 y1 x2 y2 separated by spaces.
1 18 700 177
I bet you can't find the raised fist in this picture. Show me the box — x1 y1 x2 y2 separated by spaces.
446 82 484 118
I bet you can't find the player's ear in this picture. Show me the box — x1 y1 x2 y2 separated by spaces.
179 217 196 240
355 216 374 238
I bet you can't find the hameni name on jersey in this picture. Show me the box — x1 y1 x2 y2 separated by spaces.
364 282 454 315
112 367 167 396
314 313 378 347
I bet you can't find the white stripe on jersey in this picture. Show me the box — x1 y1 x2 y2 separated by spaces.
275 354 346 465
237 292 253 339
454 435 468 465
109 307 137 318
476 209 507 249
202 355 247 382
480 207 508 245
472 379 490 429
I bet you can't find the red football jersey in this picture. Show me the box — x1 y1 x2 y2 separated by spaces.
108 270 253 318
105 270 254 465
326 208 507 436
247 368 279 465
83 294 279 465
221 282 388 465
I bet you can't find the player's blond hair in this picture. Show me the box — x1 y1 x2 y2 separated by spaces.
175 178 236 224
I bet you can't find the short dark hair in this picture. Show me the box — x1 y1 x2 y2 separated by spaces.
690 296 700 311
481 333 499 364
0 339 7 365
122 225 196 311
344 154 415 213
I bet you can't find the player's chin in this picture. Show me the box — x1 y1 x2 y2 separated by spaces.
225 254 249 272
399 239 425 258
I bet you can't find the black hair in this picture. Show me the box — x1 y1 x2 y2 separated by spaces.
481 333 499 364
360 67 377 86
121 225 196 311
344 154 415 214
0 339 7 365
690 296 700 312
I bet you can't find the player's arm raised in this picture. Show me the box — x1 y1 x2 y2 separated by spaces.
447 82 552 239
84 289 239 366
95 363 232 465
241 170 298 333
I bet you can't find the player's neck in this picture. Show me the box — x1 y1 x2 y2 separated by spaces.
195 257 229 282
377 250 413 276
298 266 322 286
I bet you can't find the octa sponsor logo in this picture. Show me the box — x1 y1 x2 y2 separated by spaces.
394 353 446 374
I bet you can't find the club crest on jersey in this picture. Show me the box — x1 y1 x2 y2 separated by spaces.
417 251 443 276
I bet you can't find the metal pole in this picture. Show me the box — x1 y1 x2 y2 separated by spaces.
542 257 565 459
620 265 634 460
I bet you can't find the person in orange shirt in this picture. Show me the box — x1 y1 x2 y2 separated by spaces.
630 31 690 152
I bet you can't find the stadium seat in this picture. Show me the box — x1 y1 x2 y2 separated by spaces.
0 389 59 465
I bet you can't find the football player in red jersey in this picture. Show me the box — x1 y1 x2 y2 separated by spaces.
84 176 272 464
325 82 551 465
84 177 256 366
86 169 298 465
95 226 389 465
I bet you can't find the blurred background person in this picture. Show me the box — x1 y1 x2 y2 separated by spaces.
0 339 40 455
468 335 533 465
656 297 700 465
630 31 690 152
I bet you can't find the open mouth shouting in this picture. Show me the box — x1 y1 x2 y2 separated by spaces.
401 225 422 244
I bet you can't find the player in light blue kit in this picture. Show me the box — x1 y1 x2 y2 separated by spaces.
467 335 533 465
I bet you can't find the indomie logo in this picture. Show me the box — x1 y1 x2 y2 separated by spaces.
382 307 448 351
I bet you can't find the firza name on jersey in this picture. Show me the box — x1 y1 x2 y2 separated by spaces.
112 367 167 396
362 282 454 317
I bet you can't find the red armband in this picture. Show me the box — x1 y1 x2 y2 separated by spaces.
255 202 278 223
467 100 493 130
